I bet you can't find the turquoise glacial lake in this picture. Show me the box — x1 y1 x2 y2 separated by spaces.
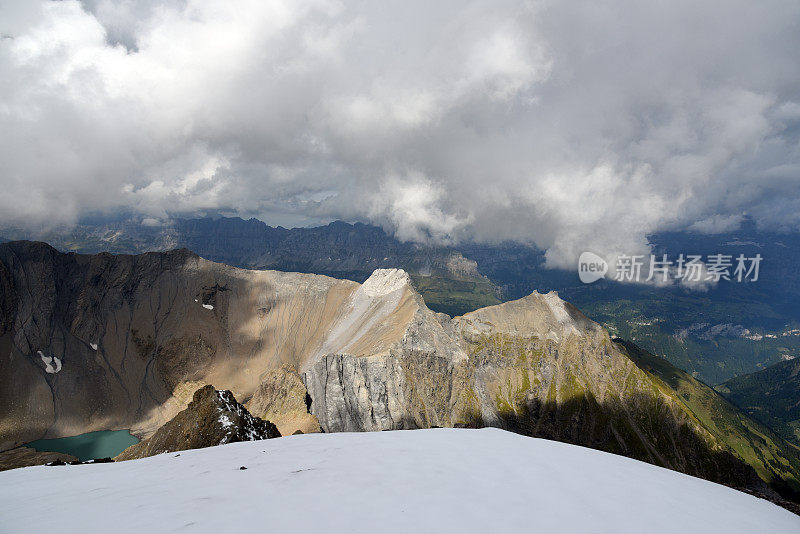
26 430 139 461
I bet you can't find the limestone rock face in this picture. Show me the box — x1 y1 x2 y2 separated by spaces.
304 353 451 432
303 269 471 432
116 385 279 460
303 290 611 434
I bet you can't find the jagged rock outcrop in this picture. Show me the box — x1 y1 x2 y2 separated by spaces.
245 365 320 435
116 385 279 460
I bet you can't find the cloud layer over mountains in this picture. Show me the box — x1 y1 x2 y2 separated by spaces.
1 0 799 267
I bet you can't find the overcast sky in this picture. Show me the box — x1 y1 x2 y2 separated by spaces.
1 0 799 267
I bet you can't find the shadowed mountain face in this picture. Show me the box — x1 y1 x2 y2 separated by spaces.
1 241 799 501
0 241 452 446
717 358 800 447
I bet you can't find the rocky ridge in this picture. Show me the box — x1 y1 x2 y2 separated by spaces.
1 241 799 500
0 447 78 471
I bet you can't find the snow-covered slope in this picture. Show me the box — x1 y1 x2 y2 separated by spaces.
0 429 797 533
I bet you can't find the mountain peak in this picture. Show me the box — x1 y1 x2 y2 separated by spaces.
360 268 411 297
455 288 598 342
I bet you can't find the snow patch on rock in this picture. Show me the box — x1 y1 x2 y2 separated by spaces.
218 413 233 429
37 351 62 374
202 304 214 310
216 390 267 443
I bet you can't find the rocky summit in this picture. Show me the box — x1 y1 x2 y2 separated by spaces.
116 385 279 461
1 240 800 503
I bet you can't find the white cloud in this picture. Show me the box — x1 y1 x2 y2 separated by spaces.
689 214 745 235
368 172 470 244
1 0 799 267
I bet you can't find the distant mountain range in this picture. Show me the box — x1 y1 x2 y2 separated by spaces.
0 217 500 317
3 216 800 385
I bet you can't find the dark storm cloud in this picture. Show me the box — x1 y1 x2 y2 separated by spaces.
1 0 799 267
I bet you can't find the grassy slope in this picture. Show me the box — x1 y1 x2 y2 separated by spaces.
620 340 800 497
410 274 500 317
450 330 799 507
716 358 800 447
